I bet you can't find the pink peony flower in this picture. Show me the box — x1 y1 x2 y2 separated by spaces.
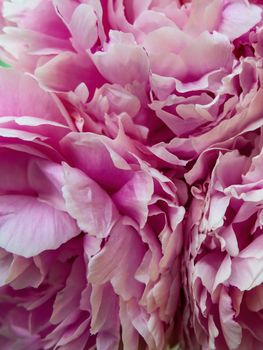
182 131 263 349
0 67 185 349
0 1 263 349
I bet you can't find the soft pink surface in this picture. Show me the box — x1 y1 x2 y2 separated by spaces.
182 133 263 349
0 1 262 349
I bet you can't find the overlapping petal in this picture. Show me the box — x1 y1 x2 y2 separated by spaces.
182 132 263 349
0 1 263 349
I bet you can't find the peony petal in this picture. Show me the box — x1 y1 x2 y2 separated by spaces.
213 254 232 292
229 256 263 291
88 220 145 300
0 68 65 124
113 171 153 228
62 163 119 238
219 288 242 349
219 1 262 40
194 252 225 293
245 285 263 312
90 31 150 84
69 4 98 51
238 235 263 259
0 195 79 257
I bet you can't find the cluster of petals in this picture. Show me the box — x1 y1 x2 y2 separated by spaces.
182 131 263 349
0 68 184 349
0 0 262 349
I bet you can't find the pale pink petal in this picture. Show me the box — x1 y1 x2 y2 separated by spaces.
229 257 263 291
113 171 153 228
219 1 262 40
219 288 242 349
69 4 98 51
90 31 150 84
0 195 79 257
88 220 145 300
0 68 66 124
